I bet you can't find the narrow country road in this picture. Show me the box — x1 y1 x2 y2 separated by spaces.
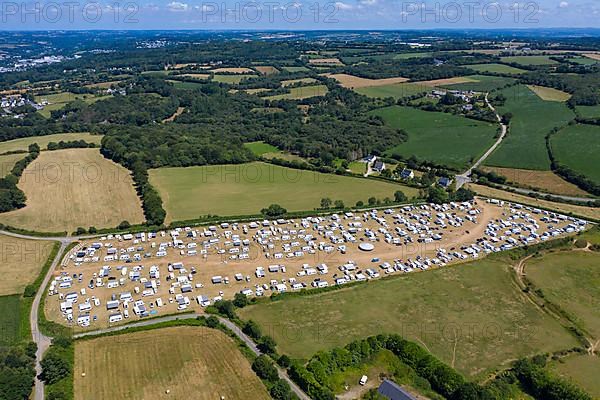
491 184 598 203
74 314 312 400
456 93 508 189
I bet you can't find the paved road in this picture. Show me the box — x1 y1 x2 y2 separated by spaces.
30 241 69 400
456 93 508 189
74 314 311 400
493 184 598 203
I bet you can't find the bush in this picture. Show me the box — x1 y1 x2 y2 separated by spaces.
257 335 277 355
242 320 262 340
233 292 249 308
40 352 70 384
118 220 131 230
252 355 279 383
270 379 294 400
278 354 291 368
205 315 220 328
261 204 287 217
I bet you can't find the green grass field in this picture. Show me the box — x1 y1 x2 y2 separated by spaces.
526 251 600 338
243 141 280 156
239 257 578 378
500 55 559 66
551 355 600 398
167 80 205 89
355 82 430 99
281 66 310 72
148 162 418 222
212 74 258 84
0 133 102 154
576 104 600 119
438 75 516 92
35 92 112 117
393 52 432 60
467 63 527 74
373 106 497 169
551 124 600 184
485 85 575 170
0 294 21 344
265 85 328 100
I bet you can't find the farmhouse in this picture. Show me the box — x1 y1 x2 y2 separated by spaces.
400 169 414 180
438 177 453 188
373 160 385 173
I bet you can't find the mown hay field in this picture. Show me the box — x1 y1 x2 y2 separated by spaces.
149 162 418 222
0 148 144 233
74 326 270 400
0 133 102 154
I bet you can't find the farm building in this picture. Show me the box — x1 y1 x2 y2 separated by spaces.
438 177 453 188
377 379 417 400
373 160 385 172
400 169 414 179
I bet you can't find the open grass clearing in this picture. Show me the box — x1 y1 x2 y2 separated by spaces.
239 256 579 378
212 74 258 84
35 92 112 118
526 251 600 338
551 124 600 185
374 105 497 169
243 141 279 156
308 58 344 66
265 85 328 100
83 80 123 89
438 75 516 92
328 73 409 89
0 132 102 154
282 66 310 72
0 148 144 233
526 85 571 102
179 73 210 80
210 67 255 74
485 85 574 170
467 183 600 221
355 82 430 99
550 355 600 398
500 55 559 66
280 77 318 87
166 80 205 90
576 104 600 119
0 233 53 296
481 167 589 197
254 65 279 75
148 161 418 222
0 294 21 344
74 326 270 400
392 52 432 60
468 63 527 74
414 76 479 87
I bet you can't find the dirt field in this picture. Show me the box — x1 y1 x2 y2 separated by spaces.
468 183 600 221
413 76 479 87
162 107 185 123
527 85 571 102
482 167 589 197
254 66 279 75
309 58 344 65
0 234 54 296
328 73 409 88
74 326 270 400
210 67 255 74
583 53 600 61
0 149 144 233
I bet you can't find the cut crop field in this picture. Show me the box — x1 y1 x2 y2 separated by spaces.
211 67 255 74
551 124 600 184
373 106 497 169
328 73 409 88
239 257 578 378
0 153 28 177
355 82 430 99
481 167 589 197
74 326 270 400
0 133 102 154
485 85 575 170
438 75 516 92
551 355 600 398
0 148 144 233
148 161 418 222
467 63 527 74
308 58 344 66
526 85 571 101
0 233 53 296
500 55 559 66
467 183 600 221
0 294 21 344
254 65 279 75
526 251 600 338
266 85 328 100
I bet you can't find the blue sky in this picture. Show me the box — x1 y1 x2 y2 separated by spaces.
2 0 600 30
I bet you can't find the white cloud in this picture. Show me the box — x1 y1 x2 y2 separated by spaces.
335 1 354 10
166 1 189 12
359 0 378 5
559 1 569 8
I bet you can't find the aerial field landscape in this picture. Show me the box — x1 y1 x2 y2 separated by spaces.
0 148 144 232
468 63 527 74
149 161 417 222
373 105 497 169
74 326 270 400
551 123 600 184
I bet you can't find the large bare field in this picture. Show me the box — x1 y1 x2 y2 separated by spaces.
328 73 410 88
468 183 600 221
482 167 589 197
526 85 571 102
309 58 344 66
0 133 102 154
74 326 270 400
0 148 144 233
0 234 53 295
254 66 279 75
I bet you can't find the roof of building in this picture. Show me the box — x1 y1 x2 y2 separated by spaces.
377 379 417 400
